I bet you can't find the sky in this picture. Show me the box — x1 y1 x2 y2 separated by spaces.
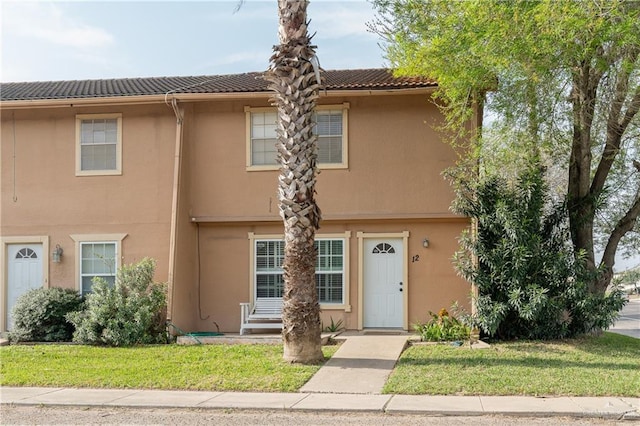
1 0 386 82
2 1 638 272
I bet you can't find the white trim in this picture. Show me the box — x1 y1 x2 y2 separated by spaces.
247 231 351 310
357 231 409 330
0 236 50 331
245 103 350 171
70 234 127 293
75 113 123 176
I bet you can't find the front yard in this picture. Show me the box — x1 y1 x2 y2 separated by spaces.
1 333 638 396
384 332 639 396
0 344 337 392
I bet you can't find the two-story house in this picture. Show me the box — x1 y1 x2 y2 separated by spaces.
1 69 472 334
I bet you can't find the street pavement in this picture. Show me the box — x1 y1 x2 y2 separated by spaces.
609 297 640 338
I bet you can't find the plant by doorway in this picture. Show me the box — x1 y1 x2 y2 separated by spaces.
414 306 470 342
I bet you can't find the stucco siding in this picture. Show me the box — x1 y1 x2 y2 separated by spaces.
1 87 472 334
188 219 470 333
1 105 175 295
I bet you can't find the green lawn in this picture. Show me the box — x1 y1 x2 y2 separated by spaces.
0 344 337 392
2 333 638 396
383 332 640 396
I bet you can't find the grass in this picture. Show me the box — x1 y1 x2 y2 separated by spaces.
0 344 338 392
383 332 640 396
2 333 637 396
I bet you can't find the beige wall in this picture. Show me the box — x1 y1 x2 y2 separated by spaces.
187 94 457 220
1 90 471 333
1 104 175 292
190 219 470 333
181 91 470 332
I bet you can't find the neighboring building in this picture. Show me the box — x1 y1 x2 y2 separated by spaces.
1 69 473 333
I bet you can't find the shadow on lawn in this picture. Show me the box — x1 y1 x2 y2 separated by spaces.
400 333 639 372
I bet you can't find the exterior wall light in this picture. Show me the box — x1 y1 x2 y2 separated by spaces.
422 238 429 248
52 244 63 263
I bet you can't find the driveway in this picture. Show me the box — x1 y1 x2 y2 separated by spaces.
609 297 640 339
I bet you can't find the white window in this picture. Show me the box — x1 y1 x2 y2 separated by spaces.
315 110 344 164
250 110 278 167
245 104 349 170
255 240 285 298
76 113 122 176
253 237 346 305
315 239 345 304
70 233 126 295
79 242 117 295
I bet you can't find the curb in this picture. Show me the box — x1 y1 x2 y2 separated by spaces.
2 388 638 420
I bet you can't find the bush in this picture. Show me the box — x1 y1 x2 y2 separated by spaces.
453 164 626 340
9 287 84 343
66 258 167 346
414 306 470 342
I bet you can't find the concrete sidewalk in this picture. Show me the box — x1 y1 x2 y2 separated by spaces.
1 386 638 420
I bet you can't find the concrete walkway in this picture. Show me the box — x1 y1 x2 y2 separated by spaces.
301 334 409 394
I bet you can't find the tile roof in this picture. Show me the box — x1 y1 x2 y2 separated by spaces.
0 69 436 102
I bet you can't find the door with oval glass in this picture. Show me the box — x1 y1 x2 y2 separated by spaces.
363 238 403 328
6 244 43 330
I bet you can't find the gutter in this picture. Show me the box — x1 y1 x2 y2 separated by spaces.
166 95 184 322
0 86 437 110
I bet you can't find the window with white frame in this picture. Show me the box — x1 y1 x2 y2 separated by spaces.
315 239 344 303
246 104 348 169
315 110 343 164
79 242 117 295
254 238 345 304
76 114 122 175
255 240 285 298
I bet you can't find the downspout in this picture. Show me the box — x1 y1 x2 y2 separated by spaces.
166 94 184 322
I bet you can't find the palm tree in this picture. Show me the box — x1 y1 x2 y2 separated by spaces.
264 0 323 363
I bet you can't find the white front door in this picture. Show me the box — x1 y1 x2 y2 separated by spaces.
6 244 43 330
363 238 404 328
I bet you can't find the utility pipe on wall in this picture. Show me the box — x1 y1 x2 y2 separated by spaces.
166 95 184 322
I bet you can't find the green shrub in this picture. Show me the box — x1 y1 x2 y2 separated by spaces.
453 164 626 340
9 287 84 343
66 258 167 346
414 307 470 342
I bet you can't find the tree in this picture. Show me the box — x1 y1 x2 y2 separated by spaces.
264 0 324 363
371 0 640 295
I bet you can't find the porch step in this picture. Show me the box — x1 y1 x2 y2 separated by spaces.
177 333 334 345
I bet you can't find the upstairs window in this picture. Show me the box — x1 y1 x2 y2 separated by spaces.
315 110 343 164
76 114 122 176
246 104 349 170
250 111 278 167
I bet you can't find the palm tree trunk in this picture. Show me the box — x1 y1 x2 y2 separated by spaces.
265 0 323 364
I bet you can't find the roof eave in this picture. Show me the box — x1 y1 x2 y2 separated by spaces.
0 86 437 109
